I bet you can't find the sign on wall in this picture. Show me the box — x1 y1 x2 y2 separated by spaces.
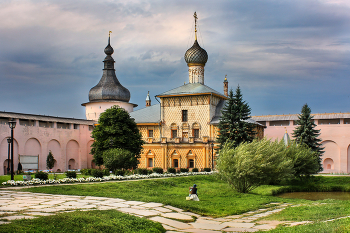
19 155 39 170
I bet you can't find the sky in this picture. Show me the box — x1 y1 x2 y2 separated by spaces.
1 0 350 119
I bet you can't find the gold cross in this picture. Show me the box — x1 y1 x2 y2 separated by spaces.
194 12 198 40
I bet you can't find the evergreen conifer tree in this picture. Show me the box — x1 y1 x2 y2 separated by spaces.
292 104 324 172
46 150 55 170
217 85 255 149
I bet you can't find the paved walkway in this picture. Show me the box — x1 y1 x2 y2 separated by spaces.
0 190 310 232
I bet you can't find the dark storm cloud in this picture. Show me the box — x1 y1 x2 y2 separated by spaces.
0 0 349 118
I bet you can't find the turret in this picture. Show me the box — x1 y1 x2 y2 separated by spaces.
146 91 151 107
224 75 228 97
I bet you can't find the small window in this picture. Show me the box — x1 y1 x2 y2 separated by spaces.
172 130 177 138
39 121 54 128
19 119 35 127
57 122 70 129
148 158 153 167
148 129 153 138
269 120 290 126
193 129 199 138
89 125 94 131
318 119 340 125
173 159 179 168
0 118 8 125
74 124 79 130
344 118 350 124
182 110 188 122
188 159 194 168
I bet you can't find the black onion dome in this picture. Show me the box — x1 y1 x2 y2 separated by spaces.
88 37 131 103
184 40 208 65
104 43 114 55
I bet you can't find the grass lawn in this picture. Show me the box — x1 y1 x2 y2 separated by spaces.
0 210 165 233
2 175 350 232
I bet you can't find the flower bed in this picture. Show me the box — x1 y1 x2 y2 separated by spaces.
2 171 214 186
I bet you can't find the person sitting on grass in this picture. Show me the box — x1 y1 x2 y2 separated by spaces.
188 184 199 201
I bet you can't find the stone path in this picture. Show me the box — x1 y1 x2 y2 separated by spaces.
0 190 311 232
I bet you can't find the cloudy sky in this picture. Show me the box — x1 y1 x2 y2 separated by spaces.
1 0 350 119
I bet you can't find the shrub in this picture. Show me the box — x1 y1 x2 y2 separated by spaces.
285 141 320 179
35 171 49 180
152 167 164 174
180 168 189 173
167 167 176 174
103 169 110 176
203 168 211 172
192 168 199 172
80 169 92 176
102 148 139 171
216 139 293 193
124 170 133 176
91 169 104 178
114 169 126 176
134 168 148 175
147 169 153 175
65 171 77 178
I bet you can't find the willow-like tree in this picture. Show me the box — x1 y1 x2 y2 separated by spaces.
217 85 255 149
292 104 323 172
91 105 143 169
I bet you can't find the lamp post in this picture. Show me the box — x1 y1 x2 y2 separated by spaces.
8 118 16 180
211 142 214 170
7 138 11 175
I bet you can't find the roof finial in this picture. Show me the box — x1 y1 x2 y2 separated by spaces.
225 74 227 81
194 12 198 41
108 31 112 45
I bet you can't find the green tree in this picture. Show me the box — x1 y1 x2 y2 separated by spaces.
102 148 138 171
292 104 323 172
216 138 293 193
217 85 255 149
91 105 144 167
46 151 55 170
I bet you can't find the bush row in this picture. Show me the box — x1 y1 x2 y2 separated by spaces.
31 167 211 180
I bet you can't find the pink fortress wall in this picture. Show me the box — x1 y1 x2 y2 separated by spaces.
0 117 94 175
252 114 350 174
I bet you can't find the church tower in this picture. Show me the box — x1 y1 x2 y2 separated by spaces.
184 12 208 84
82 32 137 121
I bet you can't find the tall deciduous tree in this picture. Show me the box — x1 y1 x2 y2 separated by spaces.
217 85 255 149
292 104 323 172
91 105 144 167
46 151 55 170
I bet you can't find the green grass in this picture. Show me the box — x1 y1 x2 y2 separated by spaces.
0 210 165 233
9 175 350 232
266 217 350 233
22 175 286 217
